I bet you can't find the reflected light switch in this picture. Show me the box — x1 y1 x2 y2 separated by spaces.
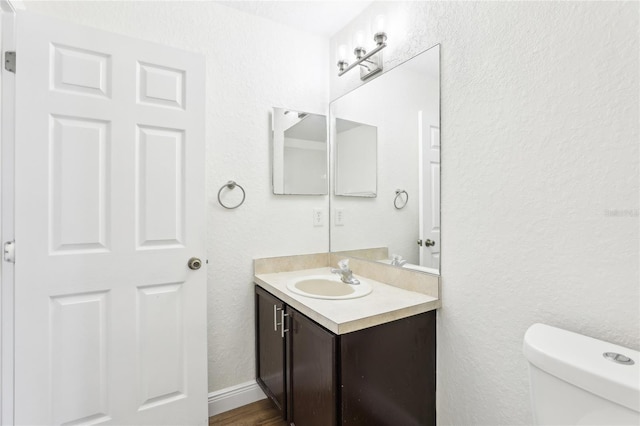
335 208 345 226
313 208 324 227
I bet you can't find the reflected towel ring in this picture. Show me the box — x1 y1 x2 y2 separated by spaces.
217 180 246 209
394 189 408 209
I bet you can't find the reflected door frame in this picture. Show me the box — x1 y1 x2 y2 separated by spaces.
418 111 440 269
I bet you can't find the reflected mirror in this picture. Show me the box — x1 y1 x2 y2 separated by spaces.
335 119 377 197
330 44 440 274
272 107 328 195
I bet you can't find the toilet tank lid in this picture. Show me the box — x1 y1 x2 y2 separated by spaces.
523 323 639 413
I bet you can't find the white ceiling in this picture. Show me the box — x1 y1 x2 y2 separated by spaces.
218 1 373 37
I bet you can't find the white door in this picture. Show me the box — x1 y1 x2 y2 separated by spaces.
13 12 207 425
418 111 440 269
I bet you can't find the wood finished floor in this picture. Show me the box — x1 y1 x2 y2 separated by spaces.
209 399 288 426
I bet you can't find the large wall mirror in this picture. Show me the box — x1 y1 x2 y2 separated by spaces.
335 119 377 197
330 44 440 274
272 107 328 195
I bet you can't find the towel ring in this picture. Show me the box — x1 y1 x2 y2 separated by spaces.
217 180 246 209
394 189 408 209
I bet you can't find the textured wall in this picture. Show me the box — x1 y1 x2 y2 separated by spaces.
332 2 639 425
25 1 330 393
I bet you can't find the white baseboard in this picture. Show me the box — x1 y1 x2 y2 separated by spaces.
208 380 267 417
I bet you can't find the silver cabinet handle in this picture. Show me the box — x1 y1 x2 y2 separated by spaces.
425 239 436 247
273 304 282 331
273 304 289 337
281 309 289 338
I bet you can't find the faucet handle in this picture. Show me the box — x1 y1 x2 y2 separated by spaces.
337 259 350 271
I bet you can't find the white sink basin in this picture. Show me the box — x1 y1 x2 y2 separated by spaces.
286 275 372 300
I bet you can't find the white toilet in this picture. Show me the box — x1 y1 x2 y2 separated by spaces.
523 323 640 425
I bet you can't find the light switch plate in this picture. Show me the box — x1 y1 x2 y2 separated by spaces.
313 208 324 227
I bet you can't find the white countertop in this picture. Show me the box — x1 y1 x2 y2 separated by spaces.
254 267 440 335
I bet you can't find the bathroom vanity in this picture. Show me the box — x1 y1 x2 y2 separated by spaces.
254 266 439 426
260 41 442 425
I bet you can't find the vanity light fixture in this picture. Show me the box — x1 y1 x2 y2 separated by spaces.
337 15 388 81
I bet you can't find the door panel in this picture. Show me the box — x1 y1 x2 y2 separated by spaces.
52 43 111 97
14 12 206 425
419 118 440 269
137 62 185 109
136 125 185 248
137 282 186 410
50 291 110 425
428 126 441 266
50 115 110 253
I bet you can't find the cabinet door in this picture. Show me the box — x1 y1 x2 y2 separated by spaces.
255 286 287 415
289 308 337 426
341 311 436 426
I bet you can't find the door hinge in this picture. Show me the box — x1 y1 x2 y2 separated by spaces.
5 51 15 73
3 241 15 263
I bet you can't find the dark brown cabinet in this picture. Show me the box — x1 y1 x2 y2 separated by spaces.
255 285 436 426
255 287 287 414
340 313 436 425
288 308 337 426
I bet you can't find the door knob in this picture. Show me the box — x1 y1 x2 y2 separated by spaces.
425 239 436 247
188 257 202 270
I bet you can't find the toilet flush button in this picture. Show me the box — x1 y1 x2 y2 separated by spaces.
603 352 635 365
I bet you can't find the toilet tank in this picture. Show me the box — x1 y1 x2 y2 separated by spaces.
523 323 639 425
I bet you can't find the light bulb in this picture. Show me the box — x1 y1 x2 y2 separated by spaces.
373 14 388 46
338 44 347 61
355 31 365 48
375 14 386 33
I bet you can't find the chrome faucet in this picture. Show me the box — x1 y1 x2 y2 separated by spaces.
390 254 407 267
331 259 360 285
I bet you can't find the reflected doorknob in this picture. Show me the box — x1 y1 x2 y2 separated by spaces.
417 239 423 246
188 257 202 270
425 239 436 247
